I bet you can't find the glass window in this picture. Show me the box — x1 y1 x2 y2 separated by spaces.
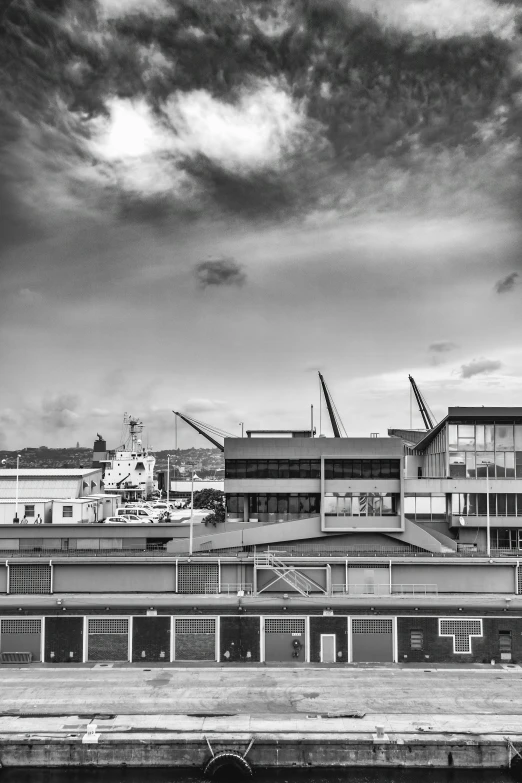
337 496 347 516
518 495 522 514
410 630 423 650
489 494 497 515
267 461 278 479
309 495 320 514
476 424 485 451
225 460 236 479
467 494 477 516
431 495 446 516
300 460 311 479
257 495 268 514
324 495 337 515
448 424 458 450
331 461 341 479
495 424 514 451
343 495 352 515
277 495 288 514
246 461 257 478
477 493 487 515
451 494 462 515
372 494 382 516
24 505 35 517
278 460 289 479
343 460 353 479
390 460 400 479
495 452 505 478
352 460 362 478
485 424 495 450
361 460 372 479
62 506 73 517
465 453 476 478
310 460 321 479
382 494 396 515
324 460 333 480
351 495 360 515
517 453 522 479
507 494 516 515
236 460 246 479
380 460 390 479
458 424 475 438
416 496 431 517
497 494 506 516
358 494 368 515
476 453 494 478
505 452 515 478
248 495 258 514
257 460 268 479
371 460 381 479
227 495 238 514
515 425 522 451
298 494 310 514
267 495 277 513
449 452 466 478
289 460 300 479
403 496 416 515
289 495 299 514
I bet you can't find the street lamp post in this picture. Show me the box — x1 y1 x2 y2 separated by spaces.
189 464 195 556
166 454 171 508
480 460 493 556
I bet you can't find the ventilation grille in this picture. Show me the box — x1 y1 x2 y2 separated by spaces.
352 619 393 634
176 619 216 634
265 618 305 634
347 564 390 569
9 565 51 594
439 619 482 653
88 619 128 634
518 566 522 595
1 619 41 634
178 564 219 594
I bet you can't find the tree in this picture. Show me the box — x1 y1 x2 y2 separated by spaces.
192 488 224 511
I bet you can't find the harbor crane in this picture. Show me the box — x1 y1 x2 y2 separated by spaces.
408 375 437 430
318 372 347 438
172 411 239 452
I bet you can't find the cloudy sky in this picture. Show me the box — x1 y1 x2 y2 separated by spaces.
1 0 522 450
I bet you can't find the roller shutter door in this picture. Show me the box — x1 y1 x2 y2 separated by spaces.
351 618 393 662
264 618 306 662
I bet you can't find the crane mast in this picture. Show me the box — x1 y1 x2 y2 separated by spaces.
173 412 239 452
318 372 347 438
408 375 436 430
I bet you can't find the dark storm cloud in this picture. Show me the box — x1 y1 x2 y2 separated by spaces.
429 342 458 353
494 271 519 293
194 257 246 289
460 359 502 378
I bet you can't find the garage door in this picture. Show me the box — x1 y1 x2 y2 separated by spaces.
351 618 393 662
264 618 306 662
87 618 129 662
44 616 83 663
174 618 216 660
0 618 42 661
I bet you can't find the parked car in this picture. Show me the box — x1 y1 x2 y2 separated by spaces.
109 513 152 524
117 506 156 521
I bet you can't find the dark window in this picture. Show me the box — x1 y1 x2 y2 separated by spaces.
289 460 300 479
390 460 400 479
268 460 278 479
289 495 299 513
309 494 321 514
24 505 35 518
62 506 73 518
267 495 277 513
324 461 334 479
497 494 506 516
257 460 268 479
499 631 512 657
410 630 423 650
299 460 311 479
236 460 246 479
246 461 257 478
352 460 362 478
380 460 390 478
333 461 343 479
361 460 372 478
257 495 268 514
371 460 381 479
310 460 321 479
298 494 310 514
278 460 289 479
417 467 423 478
277 495 288 514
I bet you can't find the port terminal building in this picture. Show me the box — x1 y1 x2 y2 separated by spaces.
0 407 521 666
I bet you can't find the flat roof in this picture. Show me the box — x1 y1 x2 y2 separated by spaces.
0 468 101 477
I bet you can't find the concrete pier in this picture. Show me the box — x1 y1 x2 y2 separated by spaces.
0 665 521 770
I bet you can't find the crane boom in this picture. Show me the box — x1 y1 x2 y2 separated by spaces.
318 372 347 438
408 375 436 430
173 412 225 451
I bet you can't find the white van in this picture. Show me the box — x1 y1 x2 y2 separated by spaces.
116 507 154 522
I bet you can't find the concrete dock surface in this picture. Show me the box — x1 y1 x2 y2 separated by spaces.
1 666 522 769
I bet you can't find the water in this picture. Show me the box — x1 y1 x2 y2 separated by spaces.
0 770 516 783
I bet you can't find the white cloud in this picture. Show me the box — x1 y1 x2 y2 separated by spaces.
97 0 175 20
184 399 229 414
17 288 43 305
351 0 519 40
163 80 310 174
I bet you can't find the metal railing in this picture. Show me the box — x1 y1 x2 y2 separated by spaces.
219 583 253 595
331 583 438 596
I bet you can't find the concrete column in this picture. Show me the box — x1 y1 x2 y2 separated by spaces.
243 494 249 524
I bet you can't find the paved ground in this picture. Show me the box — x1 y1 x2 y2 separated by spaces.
1 666 522 716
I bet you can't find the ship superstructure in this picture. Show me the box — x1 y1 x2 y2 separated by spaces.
101 414 156 501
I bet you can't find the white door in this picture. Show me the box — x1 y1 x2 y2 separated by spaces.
320 634 336 663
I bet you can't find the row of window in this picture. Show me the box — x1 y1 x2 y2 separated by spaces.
491 529 522 549
449 451 522 478
227 494 321 515
452 493 522 516
225 459 401 479
324 460 400 480
324 493 398 517
448 423 522 453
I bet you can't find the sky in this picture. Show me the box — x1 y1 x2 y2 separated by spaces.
1 0 522 450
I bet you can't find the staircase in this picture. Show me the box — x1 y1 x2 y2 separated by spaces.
254 552 324 597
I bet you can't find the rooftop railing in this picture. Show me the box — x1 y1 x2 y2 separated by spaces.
331 583 438 596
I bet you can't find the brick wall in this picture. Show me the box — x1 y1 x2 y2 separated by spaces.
174 633 215 660
88 634 128 661
132 616 171 662
309 616 348 663
220 616 260 662
44 616 83 663
398 616 522 664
